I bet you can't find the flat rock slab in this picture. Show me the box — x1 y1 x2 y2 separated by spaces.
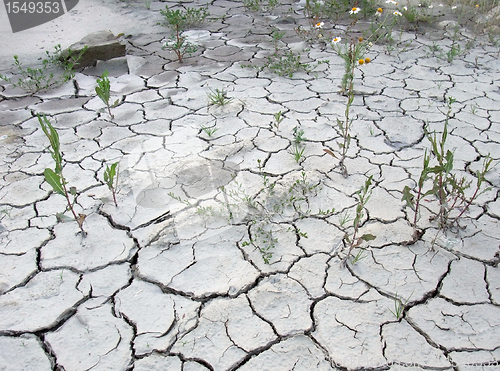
1 0 500 369
62 30 127 70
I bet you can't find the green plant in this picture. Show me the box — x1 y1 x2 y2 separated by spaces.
338 211 352 227
207 88 233 106
0 45 85 93
292 126 306 144
103 162 119 207
389 292 412 320
95 70 119 118
244 0 278 12
343 175 376 265
244 0 263 11
38 114 86 235
402 97 495 246
291 144 306 163
145 0 151 9
159 6 209 62
273 111 284 128
201 125 219 136
350 248 367 264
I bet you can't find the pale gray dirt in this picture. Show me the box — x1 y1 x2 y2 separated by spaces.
1 0 500 370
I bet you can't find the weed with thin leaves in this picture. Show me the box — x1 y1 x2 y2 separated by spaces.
103 162 119 207
244 0 280 12
95 70 119 119
38 114 86 235
201 125 219 137
207 88 233 106
402 97 495 246
350 248 368 264
291 144 306 163
0 44 86 93
293 126 307 144
273 111 284 128
342 175 376 265
159 6 209 62
389 292 413 320
338 211 352 228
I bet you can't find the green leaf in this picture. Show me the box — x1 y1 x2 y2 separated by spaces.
401 186 415 210
44 168 65 196
360 233 376 241
104 162 118 188
444 150 454 173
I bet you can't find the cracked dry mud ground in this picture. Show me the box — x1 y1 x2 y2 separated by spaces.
1 0 500 370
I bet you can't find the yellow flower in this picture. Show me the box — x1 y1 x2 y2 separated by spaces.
358 59 365 65
350 7 361 14
358 36 364 42
377 7 383 13
365 57 371 63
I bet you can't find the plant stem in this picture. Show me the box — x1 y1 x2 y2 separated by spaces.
61 175 86 235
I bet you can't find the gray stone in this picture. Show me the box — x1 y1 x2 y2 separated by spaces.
312 291 394 369
382 320 451 368
0 334 52 371
238 335 336 371
45 299 133 371
407 297 500 350
288 254 329 298
41 213 137 271
247 274 313 336
0 270 86 332
134 355 182 371
440 258 489 304
62 31 127 70
78 264 131 297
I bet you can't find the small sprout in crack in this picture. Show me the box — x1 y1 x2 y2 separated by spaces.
95 70 119 119
103 162 119 207
292 126 307 144
207 88 233 106
338 211 352 227
273 110 284 128
350 248 367 264
389 291 413 320
291 143 306 163
201 125 218 137
168 192 192 206
317 208 334 216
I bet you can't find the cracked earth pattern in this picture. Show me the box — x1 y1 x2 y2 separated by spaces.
1 0 500 370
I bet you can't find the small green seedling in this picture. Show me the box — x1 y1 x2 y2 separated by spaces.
201 125 218 137
95 70 119 118
103 162 119 207
291 143 305 163
273 111 284 128
292 126 306 144
39 114 86 235
207 88 233 106
350 248 367 264
389 292 413 320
